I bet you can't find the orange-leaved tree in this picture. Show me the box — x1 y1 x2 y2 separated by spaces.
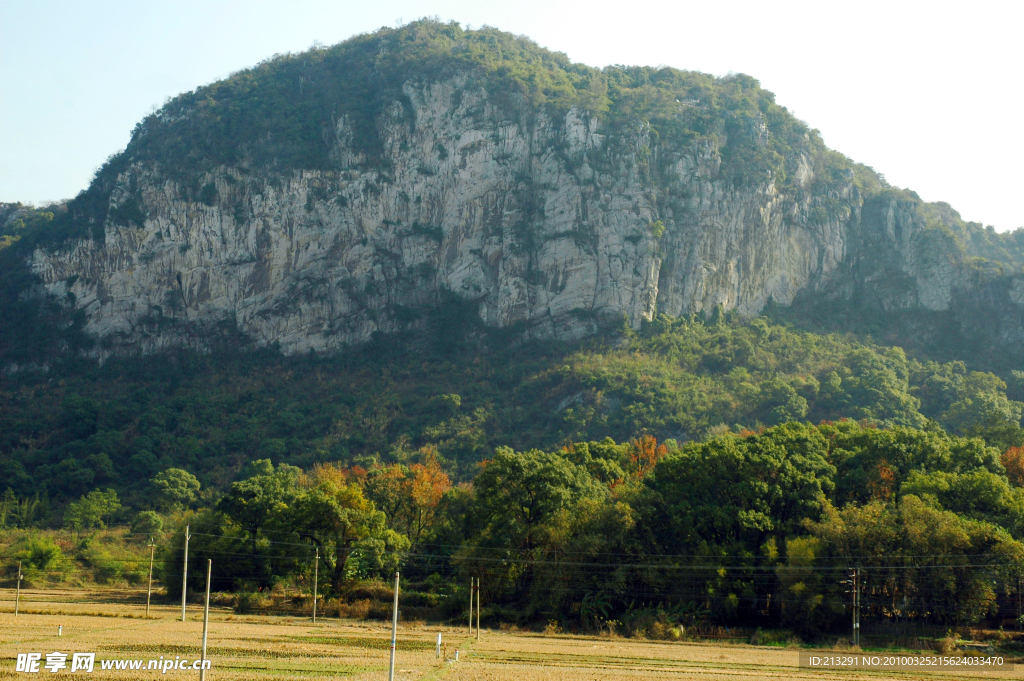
627 435 668 479
867 459 897 501
364 446 452 549
406 446 452 548
364 464 408 524
1002 446 1024 486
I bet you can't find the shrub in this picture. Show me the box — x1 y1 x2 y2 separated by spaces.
235 591 271 614
936 636 959 655
17 535 64 574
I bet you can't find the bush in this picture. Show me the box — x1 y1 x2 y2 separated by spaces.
77 539 148 585
15 535 65 582
235 591 271 614
322 598 376 619
935 635 960 655
340 580 394 601
749 628 797 646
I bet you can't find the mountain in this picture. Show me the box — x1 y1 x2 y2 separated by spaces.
3 20 1024 368
10 23 1024 636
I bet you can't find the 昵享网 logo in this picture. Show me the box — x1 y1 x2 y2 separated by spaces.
15 652 210 673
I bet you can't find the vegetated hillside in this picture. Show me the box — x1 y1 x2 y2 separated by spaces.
3 314 1023 509
6 316 1024 636
7 20 1024 638
3 20 1024 367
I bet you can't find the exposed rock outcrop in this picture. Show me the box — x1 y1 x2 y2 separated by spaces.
23 67 1024 360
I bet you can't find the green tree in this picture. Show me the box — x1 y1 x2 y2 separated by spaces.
462 447 604 605
151 468 201 512
807 496 1024 625
774 536 845 632
294 464 393 593
759 377 808 425
823 348 926 427
472 447 601 553
941 374 1024 434
650 422 835 548
824 422 1004 505
64 488 121 533
901 469 1024 536
129 510 164 542
15 536 64 580
216 465 300 584
0 488 15 528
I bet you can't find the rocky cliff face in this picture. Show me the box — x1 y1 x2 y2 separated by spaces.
23 71 1022 359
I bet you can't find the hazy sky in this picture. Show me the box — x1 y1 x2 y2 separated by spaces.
2 1 1022 230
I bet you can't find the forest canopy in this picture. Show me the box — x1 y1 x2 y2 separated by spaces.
3 313 1024 506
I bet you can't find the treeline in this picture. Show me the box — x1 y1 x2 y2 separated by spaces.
4 313 1024 510
178 421 1024 633
122 19 827 186
7 420 1024 633
8 421 1016 635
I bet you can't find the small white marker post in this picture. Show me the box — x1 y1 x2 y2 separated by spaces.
387 572 400 681
15 561 22 617
181 524 190 622
200 559 211 681
312 547 319 624
146 542 155 618
58 625 62 637
436 632 442 659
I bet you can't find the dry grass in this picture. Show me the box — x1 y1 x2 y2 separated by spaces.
444 632 1020 681
0 588 458 680
0 589 1018 679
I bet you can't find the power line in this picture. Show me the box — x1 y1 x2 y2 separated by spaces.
14 520 1024 563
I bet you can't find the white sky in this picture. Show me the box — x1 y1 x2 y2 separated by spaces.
2 0 1022 230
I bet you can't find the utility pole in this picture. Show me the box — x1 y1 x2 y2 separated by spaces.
146 542 155 618
15 561 22 617
843 567 861 646
468 578 473 635
312 547 319 624
476 577 481 641
387 572 400 681
181 524 190 622
855 568 860 647
200 560 211 681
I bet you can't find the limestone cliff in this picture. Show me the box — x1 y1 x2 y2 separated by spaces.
14 22 1024 360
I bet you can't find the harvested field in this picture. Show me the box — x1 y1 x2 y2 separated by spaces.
0 589 1018 679
0 609 452 679
446 633 1019 680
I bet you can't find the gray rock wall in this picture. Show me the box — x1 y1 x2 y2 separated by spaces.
28 75 1012 357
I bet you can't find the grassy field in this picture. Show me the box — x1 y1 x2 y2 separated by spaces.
0 589 1018 680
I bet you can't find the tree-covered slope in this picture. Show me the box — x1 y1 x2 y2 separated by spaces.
3 314 1023 510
